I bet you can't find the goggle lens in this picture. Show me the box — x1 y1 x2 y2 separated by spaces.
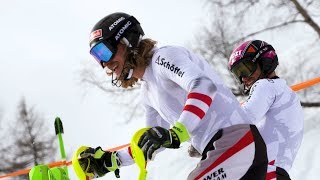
231 59 257 81
90 42 114 64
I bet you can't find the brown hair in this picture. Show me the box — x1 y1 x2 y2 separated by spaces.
120 38 157 88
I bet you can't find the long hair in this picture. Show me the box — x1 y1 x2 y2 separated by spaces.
120 38 157 88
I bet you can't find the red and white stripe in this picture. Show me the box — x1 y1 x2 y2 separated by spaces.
183 92 213 120
194 130 255 180
266 160 276 180
266 172 276 180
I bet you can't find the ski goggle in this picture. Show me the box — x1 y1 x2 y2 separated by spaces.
230 58 257 82
90 41 116 65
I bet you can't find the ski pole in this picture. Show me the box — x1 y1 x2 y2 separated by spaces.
54 117 69 177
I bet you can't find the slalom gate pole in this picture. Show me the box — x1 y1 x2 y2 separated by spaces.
54 117 69 177
1 76 319 179
291 77 320 92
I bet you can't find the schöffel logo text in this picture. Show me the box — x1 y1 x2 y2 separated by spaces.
109 17 125 31
115 21 132 41
155 56 185 77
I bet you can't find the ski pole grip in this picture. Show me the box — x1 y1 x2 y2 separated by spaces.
54 117 64 135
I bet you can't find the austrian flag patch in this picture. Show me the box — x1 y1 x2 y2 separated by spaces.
90 29 102 42
183 92 213 119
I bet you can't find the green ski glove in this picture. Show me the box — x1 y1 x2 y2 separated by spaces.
78 147 121 178
138 122 190 161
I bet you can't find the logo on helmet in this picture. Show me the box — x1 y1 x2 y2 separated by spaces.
109 17 125 31
115 21 132 41
229 50 242 65
89 29 102 42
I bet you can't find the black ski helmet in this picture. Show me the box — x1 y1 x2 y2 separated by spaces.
89 12 144 55
228 40 279 83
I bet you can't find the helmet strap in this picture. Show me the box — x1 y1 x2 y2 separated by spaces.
111 72 121 87
242 66 264 95
110 32 143 87
125 68 134 79
242 84 250 95
110 63 134 87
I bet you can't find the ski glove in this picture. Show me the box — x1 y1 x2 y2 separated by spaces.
138 122 190 161
78 147 121 179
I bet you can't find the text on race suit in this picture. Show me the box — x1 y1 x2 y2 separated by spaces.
203 168 227 180
155 55 185 77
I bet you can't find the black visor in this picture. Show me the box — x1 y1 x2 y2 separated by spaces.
230 58 257 82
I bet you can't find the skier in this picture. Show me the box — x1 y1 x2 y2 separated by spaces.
78 12 269 179
228 40 304 179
